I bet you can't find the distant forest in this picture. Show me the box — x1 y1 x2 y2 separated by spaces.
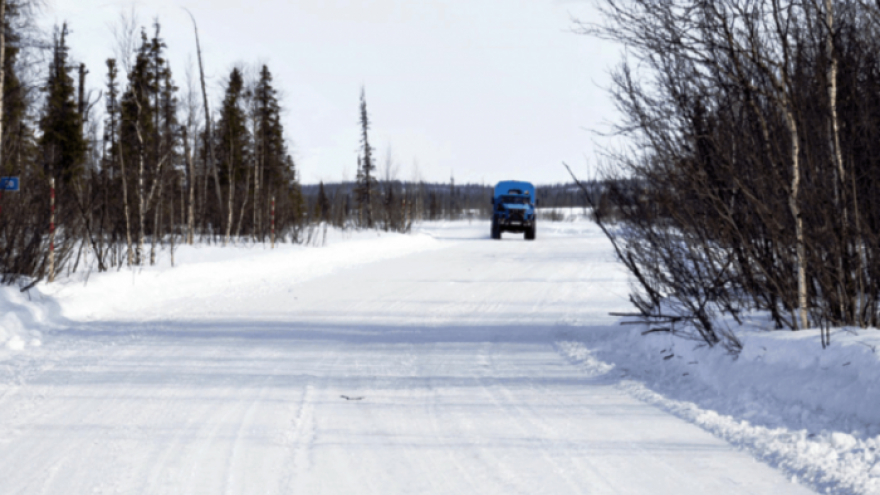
299 180 596 227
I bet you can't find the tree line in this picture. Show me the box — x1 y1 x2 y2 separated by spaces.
0 4 485 286
582 0 880 349
302 179 596 229
0 4 316 285
0 0 596 287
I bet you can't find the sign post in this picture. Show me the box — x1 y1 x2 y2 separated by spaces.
0 176 19 191
49 177 55 283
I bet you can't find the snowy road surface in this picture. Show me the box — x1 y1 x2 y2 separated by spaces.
0 222 814 494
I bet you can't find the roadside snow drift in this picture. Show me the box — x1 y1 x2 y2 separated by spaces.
0 286 46 354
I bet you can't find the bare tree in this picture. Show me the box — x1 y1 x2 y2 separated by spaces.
183 8 223 240
574 0 880 346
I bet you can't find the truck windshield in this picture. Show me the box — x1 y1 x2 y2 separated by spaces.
500 195 530 205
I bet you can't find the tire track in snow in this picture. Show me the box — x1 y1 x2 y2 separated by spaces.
484 343 590 495
275 383 310 494
425 362 485 493
174 355 260 494
396 344 460 495
279 345 342 494
290 384 317 476
223 376 272 495
460 342 531 494
4 333 155 495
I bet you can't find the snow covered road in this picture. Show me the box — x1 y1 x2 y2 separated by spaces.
0 222 815 494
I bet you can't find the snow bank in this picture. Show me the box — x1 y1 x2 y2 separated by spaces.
42 226 444 321
0 225 444 354
737 328 880 426
558 322 880 494
0 286 50 358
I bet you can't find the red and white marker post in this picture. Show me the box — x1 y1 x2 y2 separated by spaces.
270 195 276 249
48 177 55 283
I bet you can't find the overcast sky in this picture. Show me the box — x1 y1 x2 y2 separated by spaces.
42 0 620 185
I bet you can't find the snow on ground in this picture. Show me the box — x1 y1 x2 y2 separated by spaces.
43 226 445 322
0 217 876 493
0 286 47 355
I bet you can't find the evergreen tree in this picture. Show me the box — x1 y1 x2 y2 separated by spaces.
120 29 156 176
216 68 249 183
40 23 85 184
104 58 134 265
284 153 305 226
104 59 120 158
315 180 330 221
354 87 376 227
216 67 249 242
118 23 177 263
1 0 31 176
150 42 179 262
149 20 169 158
0 0 45 283
354 154 364 213
253 64 284 238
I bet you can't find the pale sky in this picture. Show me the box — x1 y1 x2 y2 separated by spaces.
43 0 620 185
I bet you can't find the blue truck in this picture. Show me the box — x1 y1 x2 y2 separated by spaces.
491 181 536 240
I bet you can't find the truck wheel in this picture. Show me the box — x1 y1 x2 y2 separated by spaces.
525 225 536 241
491 219 501 239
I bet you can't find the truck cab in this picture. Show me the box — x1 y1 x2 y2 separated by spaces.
491 181 536 240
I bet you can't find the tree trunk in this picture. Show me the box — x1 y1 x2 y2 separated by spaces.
224 134 234 245
184 126 195 245
185 9 224 237
150 173 164 265
0 0 7 169
119 129 133 265
235 165 250 239
253 114 261 241
136 130 145 266
785 108 809 330
171 182 175 267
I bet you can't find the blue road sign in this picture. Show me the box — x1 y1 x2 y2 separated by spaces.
0 177 19 192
